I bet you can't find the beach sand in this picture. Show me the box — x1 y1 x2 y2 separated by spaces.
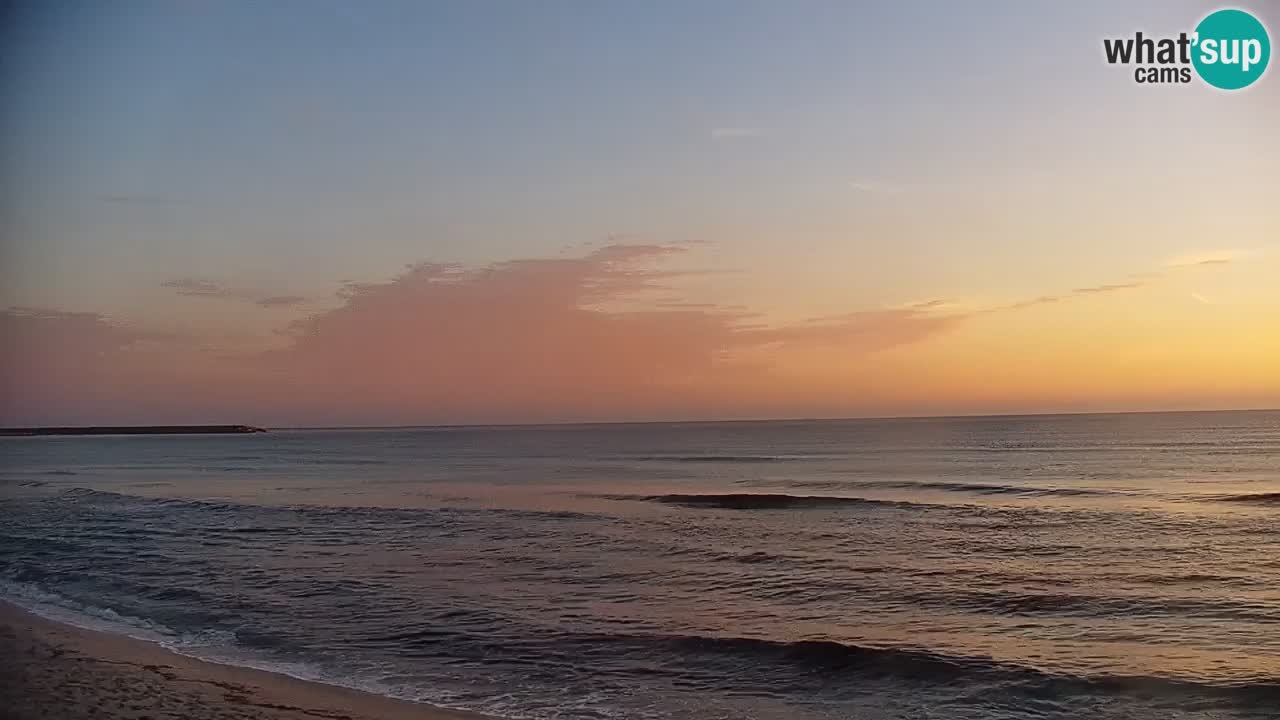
0 601 488 720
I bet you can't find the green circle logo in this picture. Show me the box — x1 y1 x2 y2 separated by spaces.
1192 9 1271 90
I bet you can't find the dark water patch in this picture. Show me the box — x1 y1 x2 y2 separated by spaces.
653 633 1280 705
215 526 300 535
913 589 1280 623
791 479 1115 498
882 481 1106 498
384 628 1280 706
295 457 389 466
50 487 614 532
626 455 801 463
3 561 55 582
61 487 220 507
652 633 1002 679
359 627 466 645
1101 571 1267 588
612 492 920 510
728 550 783 564
1210 492 1280 506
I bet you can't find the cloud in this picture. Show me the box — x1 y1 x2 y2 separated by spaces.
1190 293 1213 305
1000 295 1061 311
0 307 150 356
998 249 1249 308
23 239 1267 427
994 278 1150 313
162 277 234 298
6 245 967 425
654 301 720 309
742 308 963 351
993 250 1243 314
1070 282 1145 295
711 127 763 140
0 307 219 424
246 243 962 423
900 299 953 310
1165 250 1252 268
994 280 1146 312
163 279 308 309
255 295 307 308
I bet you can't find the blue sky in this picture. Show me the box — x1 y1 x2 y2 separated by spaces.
1 1 1276 424
8 0 1258 299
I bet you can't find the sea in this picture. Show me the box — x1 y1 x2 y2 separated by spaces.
2 411 1278 719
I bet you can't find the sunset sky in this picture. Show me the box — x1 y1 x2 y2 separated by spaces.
1 0 1277 426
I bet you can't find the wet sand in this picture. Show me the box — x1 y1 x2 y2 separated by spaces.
0 601 489 720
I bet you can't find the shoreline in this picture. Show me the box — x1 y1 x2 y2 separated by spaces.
0 600 492 720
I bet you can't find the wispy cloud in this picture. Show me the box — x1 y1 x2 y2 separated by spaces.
1070 282 1144 295
994 251 1242 314
743 308 964 351
162 278 234 298
162 279 308 309
994 276 1151 313
995 280 1146 311
255 295 308 308
0 307 214 424
1164 250 1252 268
900 299 954 311
1001 295 1062 311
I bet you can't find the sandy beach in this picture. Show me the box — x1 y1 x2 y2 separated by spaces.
0 601 488 720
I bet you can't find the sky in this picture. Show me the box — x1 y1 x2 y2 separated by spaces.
1 0 1277 426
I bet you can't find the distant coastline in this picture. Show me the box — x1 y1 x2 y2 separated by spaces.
0 425 267 437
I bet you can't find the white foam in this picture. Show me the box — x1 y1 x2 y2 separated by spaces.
0 579 177 644
0 580 524 717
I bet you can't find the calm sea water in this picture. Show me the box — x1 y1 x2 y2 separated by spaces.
2 412 1279 719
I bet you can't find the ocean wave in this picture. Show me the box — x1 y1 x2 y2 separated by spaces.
626 632 1280 702
1210 492 1280 506
626 454 803 463
792 479 1113 498
655 633 995 677
296 457 389 466
412 629 1280 704
60 487 241 512
8 574 1279 711
0 579 179 644
613 492 920 510
909 589 1280 623
52 486 609 526
215 526 300 535
0 580 383 707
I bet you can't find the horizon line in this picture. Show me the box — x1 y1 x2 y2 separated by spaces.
266 406 1279 432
